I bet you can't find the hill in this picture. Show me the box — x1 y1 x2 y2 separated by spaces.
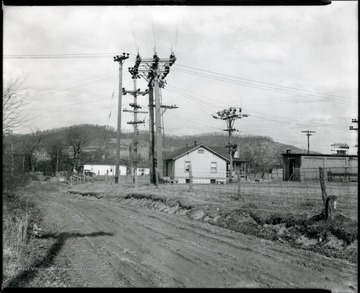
5 124 312 174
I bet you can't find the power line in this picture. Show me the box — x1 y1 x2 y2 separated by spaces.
172 66 353 105
174 64 353 102
174 16 179 54
150 8 157 51
126 7 138 51
165 83 351 129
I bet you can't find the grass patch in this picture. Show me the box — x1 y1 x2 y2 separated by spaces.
3 179 70 287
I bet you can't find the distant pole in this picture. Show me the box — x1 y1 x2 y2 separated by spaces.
302 130 316 154
113 53 129 184
349 119 358 131
212 107 249 183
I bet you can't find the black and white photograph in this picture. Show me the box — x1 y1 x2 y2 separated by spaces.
2 0 358 290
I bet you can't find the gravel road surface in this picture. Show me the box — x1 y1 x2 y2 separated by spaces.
27 187 357 290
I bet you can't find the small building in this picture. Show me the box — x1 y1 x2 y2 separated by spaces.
164 143 247 184
132 161 150 176
83 162 127 176
282 152 358 181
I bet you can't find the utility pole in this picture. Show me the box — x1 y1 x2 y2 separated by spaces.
349 119 358 154
113 53 129 184
148 84 156 184
128 51 177 184
349 119 358 131
122 70 149 188
154 76 164 178
212 107 249 183
301 130 316 154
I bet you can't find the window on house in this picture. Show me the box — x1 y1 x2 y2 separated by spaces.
184 161 191 172
198 148 204 154
211 162 217 173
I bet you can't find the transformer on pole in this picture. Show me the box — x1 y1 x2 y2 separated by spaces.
212 107 249 183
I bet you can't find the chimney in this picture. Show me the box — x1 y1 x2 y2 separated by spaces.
235 144 240 158
286 149 291 154
102 154 106 160
194 141 197 146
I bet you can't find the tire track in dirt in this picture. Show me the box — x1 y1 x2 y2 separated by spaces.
30 188 357 290
74 196 354 288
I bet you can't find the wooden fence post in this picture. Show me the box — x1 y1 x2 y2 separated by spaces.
319 167 327 207
236 172 241 199
325 195 337 221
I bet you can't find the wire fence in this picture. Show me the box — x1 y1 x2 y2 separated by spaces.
70 167 358 220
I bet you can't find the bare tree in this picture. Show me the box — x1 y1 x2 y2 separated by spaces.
44 134 66 175
2 78 28 135
66 126 91 174
22 129 44 173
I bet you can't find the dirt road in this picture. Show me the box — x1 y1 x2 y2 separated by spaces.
21 184 357 290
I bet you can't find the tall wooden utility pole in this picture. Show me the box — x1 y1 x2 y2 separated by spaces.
212 107 249 183
127 51 177 185
154 76 164 178
123 67 148 188
148 84 156 184
113 53 129 184
301 130 316 154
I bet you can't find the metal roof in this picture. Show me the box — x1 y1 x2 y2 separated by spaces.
281 153 358 158
165 144 247 162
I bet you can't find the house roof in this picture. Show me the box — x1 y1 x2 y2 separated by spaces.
165 144 247 162
282 153 358 158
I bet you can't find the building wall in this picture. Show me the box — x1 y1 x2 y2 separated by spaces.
136 168 150 176
84 164 127 176
173 147 227 183
347 157 358 169
282 155 301 180
300 156 358 181
166 160 175 179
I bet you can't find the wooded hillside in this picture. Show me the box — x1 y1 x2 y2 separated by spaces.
4 124 313 174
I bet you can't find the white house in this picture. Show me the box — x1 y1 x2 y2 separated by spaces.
83 163 127 176
165 143 247 184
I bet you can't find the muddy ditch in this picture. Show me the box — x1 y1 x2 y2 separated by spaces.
67 190 104 199
120 193 358 264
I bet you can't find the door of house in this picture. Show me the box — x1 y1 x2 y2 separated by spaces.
289 159 295 180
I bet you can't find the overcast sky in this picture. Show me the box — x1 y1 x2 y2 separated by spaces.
3 2 358 154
